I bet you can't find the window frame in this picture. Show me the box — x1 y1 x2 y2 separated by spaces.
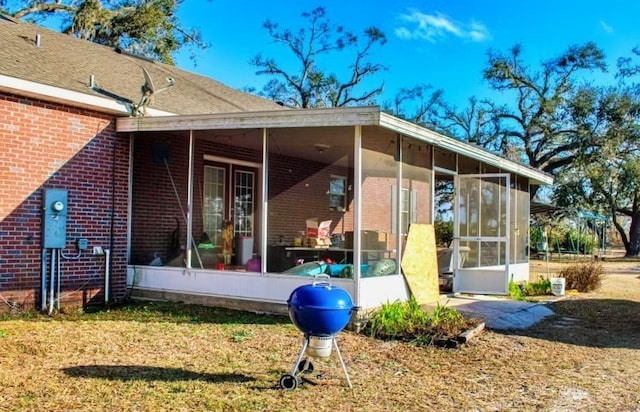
328 174 347 211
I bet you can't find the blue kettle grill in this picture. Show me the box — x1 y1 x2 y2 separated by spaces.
280 275 359 390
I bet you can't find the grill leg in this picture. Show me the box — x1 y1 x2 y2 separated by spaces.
332 337 352 389
290 335 309 376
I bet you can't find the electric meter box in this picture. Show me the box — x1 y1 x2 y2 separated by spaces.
77 238 89 250
43 189 68 249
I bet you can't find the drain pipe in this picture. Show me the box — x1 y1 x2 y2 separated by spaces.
41 248 47 312
104 249 111 304
56 248 61 310
48 248 56 315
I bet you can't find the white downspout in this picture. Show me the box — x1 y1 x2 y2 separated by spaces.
56 248 61 310
105 249 111 303
48 249 55 315
41 248 47 311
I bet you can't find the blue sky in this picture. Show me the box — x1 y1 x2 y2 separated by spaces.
173 1 639 109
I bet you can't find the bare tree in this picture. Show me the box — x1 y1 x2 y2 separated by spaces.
383 84 444 125
250 6 387 108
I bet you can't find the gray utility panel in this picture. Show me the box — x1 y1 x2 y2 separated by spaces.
43 189 68 249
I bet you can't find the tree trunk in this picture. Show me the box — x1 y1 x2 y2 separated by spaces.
626 211 640 257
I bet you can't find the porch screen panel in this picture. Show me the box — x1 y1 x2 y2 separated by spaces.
266 128 354 275
361 133 399 276
511 175 530 264
401 136 432 226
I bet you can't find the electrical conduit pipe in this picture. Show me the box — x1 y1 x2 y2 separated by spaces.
105 249 110 304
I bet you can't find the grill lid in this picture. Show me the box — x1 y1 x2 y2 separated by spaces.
287 275 355 336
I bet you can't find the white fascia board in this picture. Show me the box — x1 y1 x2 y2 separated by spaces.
0 74 174 117
117 106 381 132
379 112 554 185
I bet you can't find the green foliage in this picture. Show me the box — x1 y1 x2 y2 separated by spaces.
429 301 468 336
364 297 470 345
530 225 545 246
434 219 454 247
564 229 596 254
524 277 551 296
7 0 204 64
508 280 526 300
558 262 604 292
509 277 551 300
552 83 640 257
56 300 288 325
366 298 427 340
482 42 607 184
231 329 253 343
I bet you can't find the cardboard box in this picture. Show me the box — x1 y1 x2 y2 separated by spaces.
306 218 331 238
344 231 387 250
309 237 332 248
318 220 331 238
306 218 318 237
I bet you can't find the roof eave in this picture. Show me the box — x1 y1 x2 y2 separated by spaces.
116 106 382 132
378 112 554 185
0 74 175 117
116 106 553 186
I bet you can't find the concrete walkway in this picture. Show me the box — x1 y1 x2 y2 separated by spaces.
440 294 556 330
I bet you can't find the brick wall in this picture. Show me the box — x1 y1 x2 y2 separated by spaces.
0 92 129 312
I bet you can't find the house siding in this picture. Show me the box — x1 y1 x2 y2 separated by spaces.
0 91 129 312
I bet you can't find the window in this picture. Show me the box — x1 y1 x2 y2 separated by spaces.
400 188 410 235
203 164 256 246
392 186 417 235
234 170 254 236
329 175 347 211
203 166 226 246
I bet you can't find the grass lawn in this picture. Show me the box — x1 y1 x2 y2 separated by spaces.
1 256 639 411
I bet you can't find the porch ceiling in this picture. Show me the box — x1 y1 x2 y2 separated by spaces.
117 106 554 186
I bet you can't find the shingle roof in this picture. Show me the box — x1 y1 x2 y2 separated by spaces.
0 15 284 115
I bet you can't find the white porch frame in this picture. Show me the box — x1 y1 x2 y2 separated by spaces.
120 107 552 313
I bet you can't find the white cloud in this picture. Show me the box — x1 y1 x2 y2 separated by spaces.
468 21 489 42
395 9 489 43
600 20 613 34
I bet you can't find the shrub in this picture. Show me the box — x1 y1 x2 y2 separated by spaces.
508 280 526 300
524 277 551 296
364 297 471 345
558 262 603 292
564 230 597 255
509 277 551 300
366 298 428 340
434 220 454 247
